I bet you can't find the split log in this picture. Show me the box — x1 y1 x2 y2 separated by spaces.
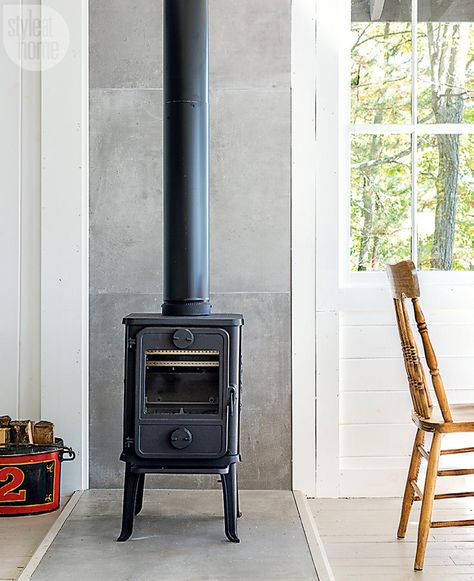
33 421 55 445
10 420 34 444
0 427 10 446
0 416 11 428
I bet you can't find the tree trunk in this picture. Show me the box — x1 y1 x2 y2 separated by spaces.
427 23 469 269
430 134 460 269
358 174 374 270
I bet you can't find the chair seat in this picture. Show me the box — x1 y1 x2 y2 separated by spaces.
413 404 474 433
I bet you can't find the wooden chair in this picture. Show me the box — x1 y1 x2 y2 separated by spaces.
387 260 474 571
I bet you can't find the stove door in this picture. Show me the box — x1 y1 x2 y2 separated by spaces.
134 327 230 459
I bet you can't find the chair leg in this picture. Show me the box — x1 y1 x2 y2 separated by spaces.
398 429 425 539
117 463 141 542
414 432 442 571
135 474 145 516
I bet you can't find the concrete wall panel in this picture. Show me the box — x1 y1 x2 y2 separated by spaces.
89 0 291 490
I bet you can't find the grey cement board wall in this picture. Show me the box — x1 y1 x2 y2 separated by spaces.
89 0 291 490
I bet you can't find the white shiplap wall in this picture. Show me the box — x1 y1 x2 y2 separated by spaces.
339 309 474 497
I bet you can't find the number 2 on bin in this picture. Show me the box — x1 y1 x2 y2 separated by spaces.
0 467 27 502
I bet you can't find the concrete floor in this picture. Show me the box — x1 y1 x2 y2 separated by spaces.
310 497 474 580
31 489 317 581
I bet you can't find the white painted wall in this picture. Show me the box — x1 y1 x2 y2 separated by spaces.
314 0 474 498
0 0 88 494
0 0 41 421
291 0 317 498
40 0 89 494
0 0 21 418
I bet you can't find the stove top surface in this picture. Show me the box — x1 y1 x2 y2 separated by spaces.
123 313 244 326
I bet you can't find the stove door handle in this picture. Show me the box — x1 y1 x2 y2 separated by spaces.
228 385 237 416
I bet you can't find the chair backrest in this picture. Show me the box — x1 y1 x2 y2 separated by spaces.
386 260 452 423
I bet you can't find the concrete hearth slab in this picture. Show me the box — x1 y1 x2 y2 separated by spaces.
31 489 317 580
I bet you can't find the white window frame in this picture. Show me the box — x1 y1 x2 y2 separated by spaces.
339 0 474 289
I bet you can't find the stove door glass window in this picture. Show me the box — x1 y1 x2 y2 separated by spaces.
144 350 220 415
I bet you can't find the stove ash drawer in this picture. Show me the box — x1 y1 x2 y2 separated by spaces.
136 424 226 458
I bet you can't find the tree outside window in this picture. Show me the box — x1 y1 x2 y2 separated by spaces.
350 0 474 271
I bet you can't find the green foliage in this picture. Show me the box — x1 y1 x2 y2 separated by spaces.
351 22 411 124
350 21 474 271
351 134 411 271
418 24 474 125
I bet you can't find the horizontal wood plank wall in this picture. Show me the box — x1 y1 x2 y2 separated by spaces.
339 310 474 497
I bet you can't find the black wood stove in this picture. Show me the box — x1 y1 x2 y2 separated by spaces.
118 0 244 543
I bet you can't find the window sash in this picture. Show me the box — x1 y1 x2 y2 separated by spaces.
350 124 474 134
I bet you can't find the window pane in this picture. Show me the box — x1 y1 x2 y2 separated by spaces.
418 1 474 123
351 1 411 123
351 134 412 271
417 134 474 270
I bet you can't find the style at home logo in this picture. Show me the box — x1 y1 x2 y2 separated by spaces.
3 4 69 71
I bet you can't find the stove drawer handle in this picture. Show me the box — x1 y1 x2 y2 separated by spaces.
228 385 237 416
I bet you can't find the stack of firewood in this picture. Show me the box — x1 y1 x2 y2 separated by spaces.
0 416 55 447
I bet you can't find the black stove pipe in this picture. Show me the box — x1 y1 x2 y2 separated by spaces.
162 0 211 316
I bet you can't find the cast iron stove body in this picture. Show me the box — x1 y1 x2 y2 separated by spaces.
119 315 243 543
118 0 244 544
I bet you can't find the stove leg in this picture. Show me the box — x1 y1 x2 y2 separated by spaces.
117 463 140 542
222 463 240 543
135 474 145 516
236 469 242 518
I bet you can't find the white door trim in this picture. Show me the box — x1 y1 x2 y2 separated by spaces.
40 0 89 493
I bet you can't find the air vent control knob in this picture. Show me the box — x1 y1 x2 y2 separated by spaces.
170 427 193 449
172 328 194 348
